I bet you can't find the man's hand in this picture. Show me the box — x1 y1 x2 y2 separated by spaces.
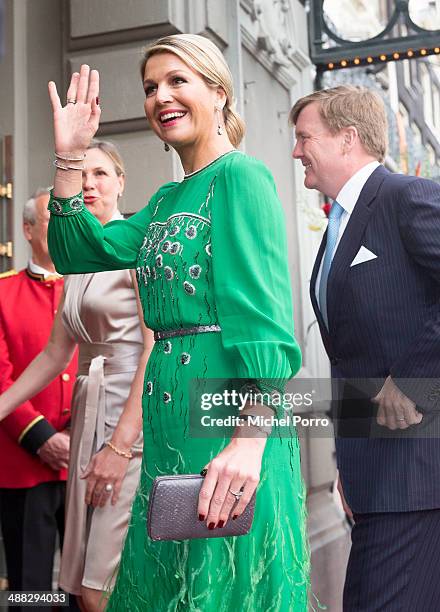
373 376 423 430
37 431 70 471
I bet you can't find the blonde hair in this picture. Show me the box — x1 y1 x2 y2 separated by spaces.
141 34 245 147
289 85 388 162
87 139 125 176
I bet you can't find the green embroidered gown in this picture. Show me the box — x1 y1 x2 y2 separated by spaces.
48 151 310 611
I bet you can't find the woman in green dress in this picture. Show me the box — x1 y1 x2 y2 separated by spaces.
47 34 309 611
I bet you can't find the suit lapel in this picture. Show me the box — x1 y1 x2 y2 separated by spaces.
310 232 335 354
327 165 389 330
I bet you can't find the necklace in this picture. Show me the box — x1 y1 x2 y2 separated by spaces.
183 150 239 180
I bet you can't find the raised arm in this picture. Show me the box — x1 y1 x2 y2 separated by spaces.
48 64 100 200
47 65 149 274
47 65 175 275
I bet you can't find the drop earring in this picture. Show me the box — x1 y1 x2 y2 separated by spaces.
215 105 223 136
164 142 170 152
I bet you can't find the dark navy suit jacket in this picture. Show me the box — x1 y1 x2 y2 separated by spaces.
310 165 440 513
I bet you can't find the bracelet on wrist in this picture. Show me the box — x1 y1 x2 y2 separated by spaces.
55 151 86 162
238 414 271 437
53 159 84 171
106 440 133 459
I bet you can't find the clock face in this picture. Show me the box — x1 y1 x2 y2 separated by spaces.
322 0 440 43
323 0 386 42
409 0 440 31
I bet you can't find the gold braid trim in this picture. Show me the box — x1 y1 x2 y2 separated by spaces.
18 415 45 444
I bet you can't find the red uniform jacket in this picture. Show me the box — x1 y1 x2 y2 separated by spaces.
0 269 78 488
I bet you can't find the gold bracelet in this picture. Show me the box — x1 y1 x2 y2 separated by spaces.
106 441 133 459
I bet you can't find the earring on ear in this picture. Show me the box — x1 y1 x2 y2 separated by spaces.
164 142 170 152
215 105 224 136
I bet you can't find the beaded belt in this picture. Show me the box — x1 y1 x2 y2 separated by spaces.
153 324 221 341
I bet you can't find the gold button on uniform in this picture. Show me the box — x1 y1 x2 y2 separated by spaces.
62 373 70 382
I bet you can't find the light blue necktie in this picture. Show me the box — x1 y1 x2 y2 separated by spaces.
319 200 344 328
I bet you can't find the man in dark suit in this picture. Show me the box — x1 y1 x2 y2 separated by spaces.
290 85 440 610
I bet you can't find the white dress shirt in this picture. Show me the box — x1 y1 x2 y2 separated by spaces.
29 259 59 279
109 209 124 222
315 160 381 300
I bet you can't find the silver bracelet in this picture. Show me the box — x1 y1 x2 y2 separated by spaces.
55 151 86 162
53 159 84 171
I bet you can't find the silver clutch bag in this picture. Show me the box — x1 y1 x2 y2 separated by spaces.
147 474 256 541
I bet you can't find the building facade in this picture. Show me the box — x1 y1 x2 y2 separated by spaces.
322 0 440 179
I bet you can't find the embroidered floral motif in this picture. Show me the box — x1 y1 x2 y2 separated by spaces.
183 281 195 295
146 381 153 395
161 241 171 253
49 196 84 215
164 341 172 354
181 353 191 365
164 266 174 281
70 198 83 211
205 243 212 257
185 225 197 239
156 254 163 268
189 265 201 279
170 242 181 255
152 268 157 280
169 225 180 237
163 392 171 403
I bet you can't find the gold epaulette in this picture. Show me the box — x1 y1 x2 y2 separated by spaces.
0 269 17 280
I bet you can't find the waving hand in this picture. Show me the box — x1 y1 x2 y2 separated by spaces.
48 64 101 157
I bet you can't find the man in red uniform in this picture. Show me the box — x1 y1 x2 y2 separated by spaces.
0 188 77 600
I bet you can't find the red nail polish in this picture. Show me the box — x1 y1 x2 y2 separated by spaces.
232 514 238 520
198 514 205 521
96 96 99 105
208 522 215 530
218 520 225 528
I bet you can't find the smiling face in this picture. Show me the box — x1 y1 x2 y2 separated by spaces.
82 148 124 225
292 101 347 199
143 52 225 150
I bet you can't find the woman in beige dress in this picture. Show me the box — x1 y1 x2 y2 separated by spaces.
0 140 153 611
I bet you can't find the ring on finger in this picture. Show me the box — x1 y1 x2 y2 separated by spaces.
396 416 406 421
105 483 113 492
228 489 243 502
66 98 77 105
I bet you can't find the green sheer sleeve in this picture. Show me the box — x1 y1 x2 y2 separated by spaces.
47 183 177 274
211 154 302 401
